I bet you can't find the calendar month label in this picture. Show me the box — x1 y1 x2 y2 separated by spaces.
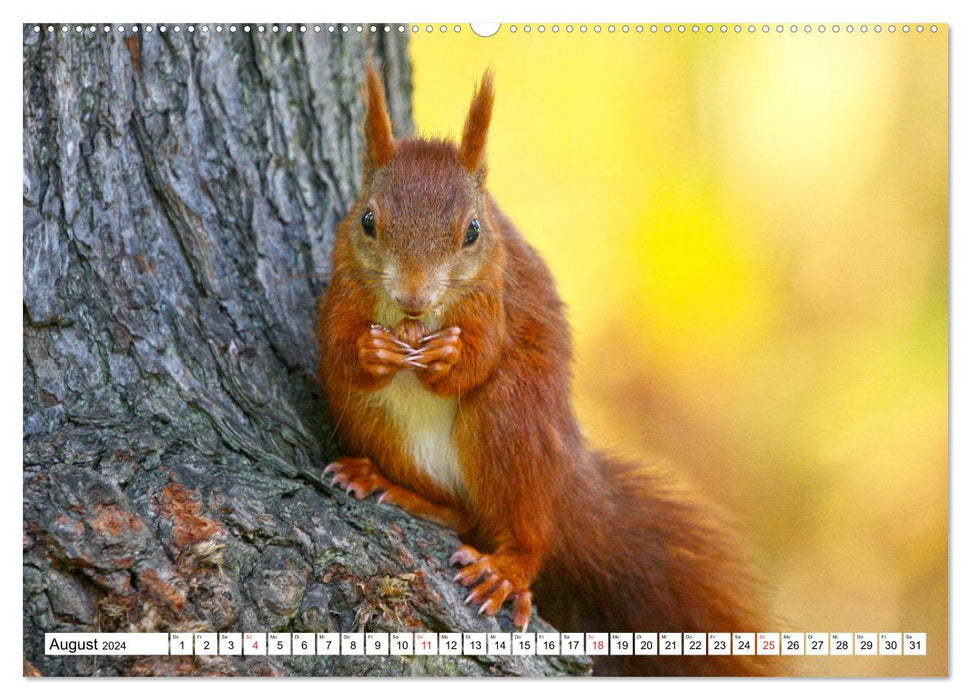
44 633 169 656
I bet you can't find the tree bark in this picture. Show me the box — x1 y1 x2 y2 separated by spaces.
22 23 589 677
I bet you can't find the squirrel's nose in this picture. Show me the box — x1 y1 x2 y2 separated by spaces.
393 293 428 318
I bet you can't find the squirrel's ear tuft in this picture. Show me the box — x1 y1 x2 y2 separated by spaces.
364 61 396 176
458 71 494 177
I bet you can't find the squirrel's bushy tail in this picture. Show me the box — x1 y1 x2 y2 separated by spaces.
534 452 778 676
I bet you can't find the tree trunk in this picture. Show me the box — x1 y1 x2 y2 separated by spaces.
22 23 589 678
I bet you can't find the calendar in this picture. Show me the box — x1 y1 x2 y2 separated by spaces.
21 15 948 679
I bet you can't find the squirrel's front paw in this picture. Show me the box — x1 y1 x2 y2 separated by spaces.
414 327 462 381
323 456 392 500
450 544 534 630
357 325 424 378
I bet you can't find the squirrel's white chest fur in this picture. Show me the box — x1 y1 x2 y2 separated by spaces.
370 371 465 498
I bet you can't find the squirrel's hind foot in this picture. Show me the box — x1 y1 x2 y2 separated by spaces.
450 544 535 630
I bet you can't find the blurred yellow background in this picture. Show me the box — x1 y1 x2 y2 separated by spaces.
410 25 947 676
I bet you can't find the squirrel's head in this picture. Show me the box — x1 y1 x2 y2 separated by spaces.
340 62 501 329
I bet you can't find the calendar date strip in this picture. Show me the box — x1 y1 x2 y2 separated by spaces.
45 631 927 657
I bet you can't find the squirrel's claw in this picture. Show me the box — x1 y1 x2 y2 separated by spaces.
454 555 494 587
403 351 428 369
449 544 482 567
450 544 535 626
462 571 515 617
358 327 420 379
413 333 462 383
465 573 501 605
513 591 532 630
323 456 387 501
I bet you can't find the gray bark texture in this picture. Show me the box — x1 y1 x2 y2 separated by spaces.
22 23 590 678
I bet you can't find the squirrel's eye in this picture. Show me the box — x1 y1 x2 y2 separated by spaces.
463 218 480 247
361 208 376 238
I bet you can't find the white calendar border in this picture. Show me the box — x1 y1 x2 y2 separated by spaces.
7 0 962 697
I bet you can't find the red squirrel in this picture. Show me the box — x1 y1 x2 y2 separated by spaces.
317 64 776 676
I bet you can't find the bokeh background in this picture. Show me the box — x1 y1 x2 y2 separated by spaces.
410 24 947 676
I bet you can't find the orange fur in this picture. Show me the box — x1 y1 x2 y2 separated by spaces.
317 70 780 676
364 62 396 178
458 71 494 176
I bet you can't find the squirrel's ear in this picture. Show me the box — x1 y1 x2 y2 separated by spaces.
458 71 494 177
364 61 396 176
